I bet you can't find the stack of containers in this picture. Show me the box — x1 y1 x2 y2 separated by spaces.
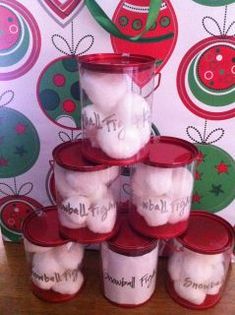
21 53 234 308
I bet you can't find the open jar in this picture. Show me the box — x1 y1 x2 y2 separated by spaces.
129 136 199 239
101 214 159 307
52 140 120 243
167 211 234 309
79 53 156 165
22 206 84 302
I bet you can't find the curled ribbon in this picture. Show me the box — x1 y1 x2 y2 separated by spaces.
202 5 235 37
186 124 225 144
0 180 33 196
58 130 82 142
0 90 14 108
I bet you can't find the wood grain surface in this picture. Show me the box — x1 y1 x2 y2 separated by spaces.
0 241 234 315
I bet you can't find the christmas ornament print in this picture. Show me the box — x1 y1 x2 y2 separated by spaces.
0 194 42 242
192 143 235 212
38 0 84 27
177 11 235 120
192 0 235 6
37 56 82 130
0 107 40 178
111 0 178 87
0 0 41 80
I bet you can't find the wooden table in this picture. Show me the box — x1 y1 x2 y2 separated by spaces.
0 241 235 315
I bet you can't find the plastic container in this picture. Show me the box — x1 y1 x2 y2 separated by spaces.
22 206 85 302
167 211 234 310
129 136 199 239
101 214 159 307
78 53 156 165
52 140 120 243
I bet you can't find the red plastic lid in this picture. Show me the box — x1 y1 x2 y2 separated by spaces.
82 139 150 166
145 136 199 167
177 211 235 254
22 206 69 247
52 140 109 171
108 214 158 256
78 53 155 73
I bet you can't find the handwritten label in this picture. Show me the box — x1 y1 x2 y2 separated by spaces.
183 277 223 291
32 268 79 284
60 200 116 222
142 198 168 214
171 196 191 217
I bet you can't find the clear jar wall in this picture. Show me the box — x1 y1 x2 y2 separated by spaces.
54 162 121 242
79 55 155 163
101 241 159 307
23 238 84 302
129 161 196 239
167 242 232 309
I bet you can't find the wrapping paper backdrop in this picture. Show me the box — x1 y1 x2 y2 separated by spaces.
0 0 234 241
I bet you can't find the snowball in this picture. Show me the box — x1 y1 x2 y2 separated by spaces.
87 192 117 233
54 164 78 199
59 195 90 226
97 125 143 159
82 104 104 147
168 193 191 224
146 166 173 196
80 70 127 114
206 261 225 295
168 251 184 281
174 280 206 305
115 91 151 127
53 243 84 270
32 251 64 290
138 122 151 147
136 195 171 226
23 238 52 254
170 167 194 198
182 250 214 284
52 270 84 295
58 209 85 229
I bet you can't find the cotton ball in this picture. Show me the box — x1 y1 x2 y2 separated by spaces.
138 123 151 147
115 92 150 126
174 280 206 305
80 70 127 114
87 192 117 233
99 166 120 185
206 262 225 295
168 194 191 224
54 164 78 199
182 251 214 283
59 195 90 226
146 165 173 196
65 170 108 199
52 270 84 295
170 167 194 198
136 195 171 226
168 251 184 281
32 251 63 290
131 164 150 199
82 104 104 147
58 209 85 229
23 238 52 254
53 243 84 270
97 125 142 159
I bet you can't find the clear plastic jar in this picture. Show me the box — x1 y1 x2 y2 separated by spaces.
22 206 84 302
167 211 234 309
53 140 120 243
79 53 156 165
101 214 159 307
129 136 199 239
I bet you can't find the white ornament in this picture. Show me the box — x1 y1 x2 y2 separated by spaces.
32 251 63 290
52 270 84 295
87 192 117 233
136 195 171 226
80 71 127 114
53 243 84 270
23 238 52 254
